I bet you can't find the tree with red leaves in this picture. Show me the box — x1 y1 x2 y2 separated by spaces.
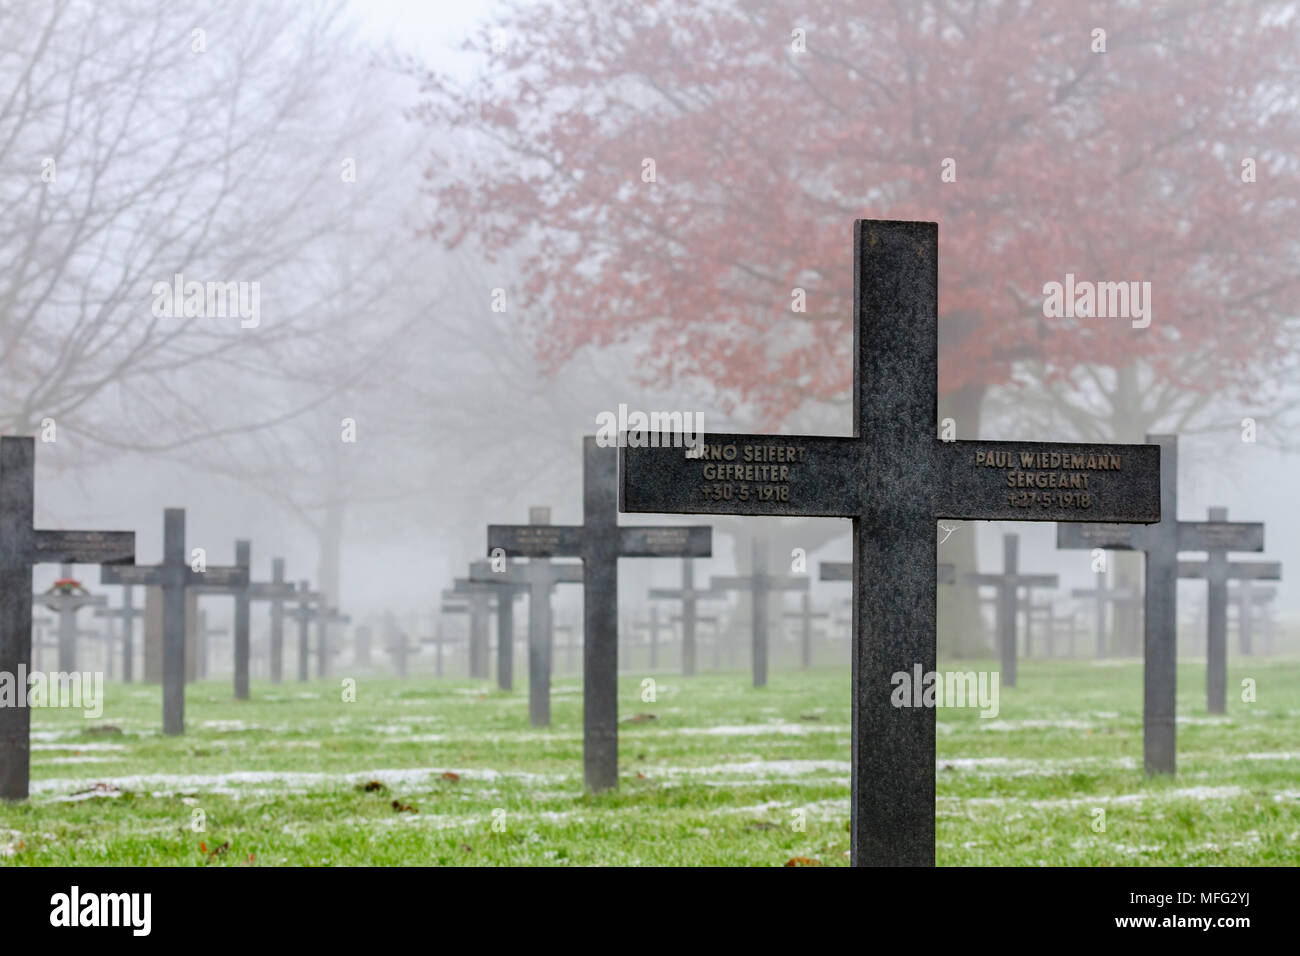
409 0 1300 652
411 0 1300 440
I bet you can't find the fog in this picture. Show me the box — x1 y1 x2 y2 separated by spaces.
7 0 1299 664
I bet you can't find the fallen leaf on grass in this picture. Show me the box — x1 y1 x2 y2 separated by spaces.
83 725 123 737
623 713 657 724
784 857 822 867
391 800 418 813
440 771 460 782
357 780 387 793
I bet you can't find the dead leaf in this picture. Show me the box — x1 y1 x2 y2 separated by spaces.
784 856 822 867
441 771 460 782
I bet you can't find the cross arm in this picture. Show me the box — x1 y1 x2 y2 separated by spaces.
248 581 297 600
1178 560 1281 580
488 524 585 558
618 526 711 557
1057 523 1146 552
619 434 861 517
101 564 165 586
187 566 250 589
819 562 851 581
1176 522 1264 553
938 440 1161 523
709 575 753 590
34 529 135 566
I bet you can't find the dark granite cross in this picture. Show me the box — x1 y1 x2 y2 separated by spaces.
285 581 321 682
1177 507 1281 712
100 510 246 734
620 219 1161 866
248 557 295 684
469 533 584 719
553 623 579 674
963 535 1057 687
94 583 144 682
316 605 350 675
1228 579 1278 656
195 609 227 679
193 540 255 698
437 595 472 678
34 564 107 672
647 559 721 675
1023 601 1060 657
671 613 718 670
631 605 670 669
429 608 467 677
782 592 830 668
1069 569 1136 658
461 563 526 691
444 581 494 680
488 437 711 791
1057 435 1262 773
708 538 808 687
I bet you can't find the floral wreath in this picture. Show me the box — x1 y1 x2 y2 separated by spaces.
47 578 89 596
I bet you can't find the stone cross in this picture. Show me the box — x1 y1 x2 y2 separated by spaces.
647 559 721 675
488 437 711 791
94 583 144 683
444 581 494 680
472 507 584 723
248 557 295 684
384 610 415 677
632 605 670 669
671 613 718 670
1177 506 1281 712
192 540 258 698
554 623 578 675
100 510 245 734
963 535 1057 687
461 563 527 691
620 219 1161 866
316 605 350 674
284 581 321 682
195 609 227 679
1070 568 1137 658
782 592 830 668
1057 435 1262 773
709 538 808 687
33 565 108 673
1228 579 1278 656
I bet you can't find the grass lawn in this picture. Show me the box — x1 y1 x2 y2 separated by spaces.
2 656 1297 865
